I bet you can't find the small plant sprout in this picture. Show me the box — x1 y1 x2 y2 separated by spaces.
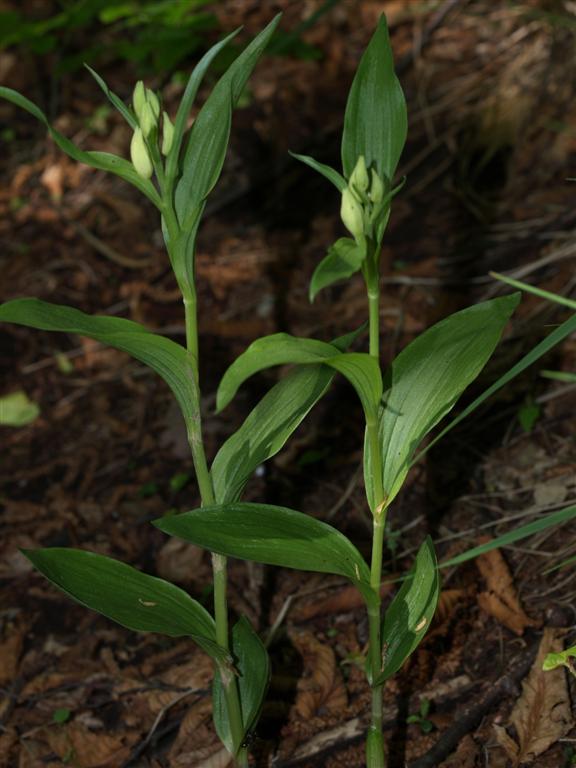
1 14 535 768
542 646 576 678
407 698 434 734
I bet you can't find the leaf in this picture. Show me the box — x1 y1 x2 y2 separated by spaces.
153 503 371 588
175 15 280 224
0 86 161 208
375 537 439 684
84 65 138 129
23 548 222 660
494 629 572 766
491 271 576 311
217 333 382 422
0 391 40 426
413 312 576 465
341 15 407 180
0 299 199 428
211 327 365 504
309 238 366 301
440 504 576 568
213 616 270 753
289 152 347 191
365 294 519 509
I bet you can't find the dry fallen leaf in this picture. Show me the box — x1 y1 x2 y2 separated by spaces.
476 543 539 635
494 628 573 765
290 631 347 720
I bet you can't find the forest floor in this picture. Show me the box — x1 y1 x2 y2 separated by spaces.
1 1 576 766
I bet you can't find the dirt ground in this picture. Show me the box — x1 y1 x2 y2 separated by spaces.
1 1 576 766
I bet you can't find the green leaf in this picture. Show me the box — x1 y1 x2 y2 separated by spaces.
165 28 241 187
0 390 40 426
289 152 347 191
365 294 519 508
0 86 161 208
341 15 407 180
213 616 270 753
153 502 371 588
491 271 576 311
211 327 366 504
375 537 439 684
217 333 382 422
23 548 221 659
440 504 576 568
175 15 280 225
413 311 576 466
0 299 199 429
84 64 138 129
310 237 366 301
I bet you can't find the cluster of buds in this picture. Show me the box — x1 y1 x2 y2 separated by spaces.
129 81 175 179
340 156 387 243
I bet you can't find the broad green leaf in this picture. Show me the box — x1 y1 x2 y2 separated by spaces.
341 15 407 180
84 65 138 129
374 537 439 684
0 299 198 428
211 326 366 505
165 28 241 188
310 238 366 301
23 548 221 659
0 391 40 426
413 312 576 466
217 333 382 422
365 294 519 509
213 616 270 753
440 504 576 568
175 15 280 225
153 503 372 587
0 86 161 208
289 152 347 191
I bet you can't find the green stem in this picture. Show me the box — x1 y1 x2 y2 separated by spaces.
368 285 380 359
179 242 247 767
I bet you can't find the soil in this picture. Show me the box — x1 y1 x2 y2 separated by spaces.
1 1 576 767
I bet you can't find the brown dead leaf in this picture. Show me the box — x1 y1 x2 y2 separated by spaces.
476 543 539 635
290 631 347 720
494 629 573 766
44 722 133 767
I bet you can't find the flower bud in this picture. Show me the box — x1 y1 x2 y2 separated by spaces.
130 128 153 179
161 111 174 156
340 187 364 240
132 81 146 121
350 155 369 197
369 168 384 205
146 89 160 120
139 101 157 138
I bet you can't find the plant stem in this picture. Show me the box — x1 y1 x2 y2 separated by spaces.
365 251 387 767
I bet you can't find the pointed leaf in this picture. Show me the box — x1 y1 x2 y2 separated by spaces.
289 152 347 191
217 333 382 422
341 15 407 180
153 503 371 587
211 327 366 504
365 294 519 508
310 237 366 301
84 65 138 129
213 616 270 753
23 548 221 659
0 86 161 208
375 537 439 684
0 299 198 428
491 272 576 311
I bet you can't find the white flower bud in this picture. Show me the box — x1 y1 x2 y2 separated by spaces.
146 89 160 120
161 111 174 156
369 169 385 205
130 128 153 179
350 155 369 196
139 101 157 138
132 81 146 121
340 187 364 240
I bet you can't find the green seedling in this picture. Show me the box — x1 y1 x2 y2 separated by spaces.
543 645 576 678
2 13 558 768
52 707 72 725
407 698 434 734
